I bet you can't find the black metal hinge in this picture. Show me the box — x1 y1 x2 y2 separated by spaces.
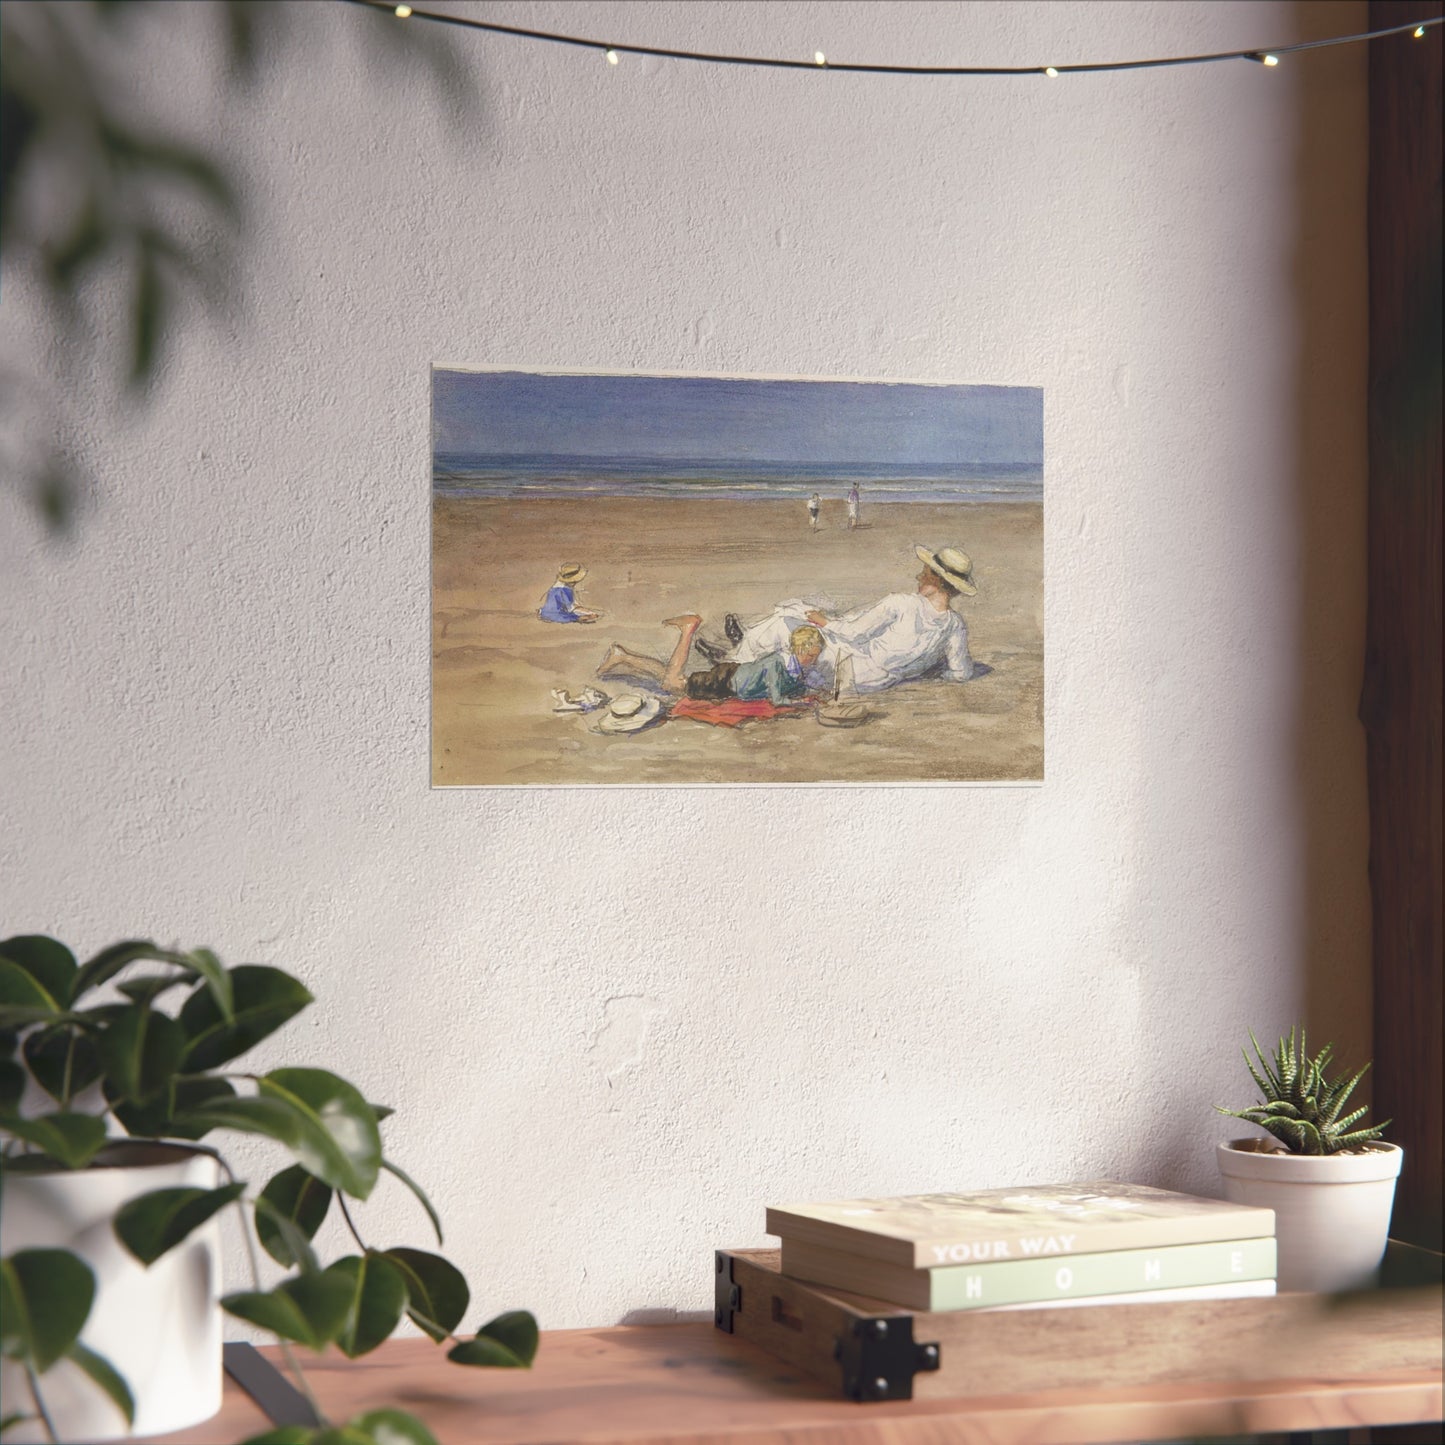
223 1341 320 1427
714 1250 742 1332
833 1313 941 1401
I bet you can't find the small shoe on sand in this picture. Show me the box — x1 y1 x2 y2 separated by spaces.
724 614 744 645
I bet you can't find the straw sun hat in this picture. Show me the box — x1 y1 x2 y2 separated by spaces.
915 545 977 596
558 564 587 584
596 693 662 735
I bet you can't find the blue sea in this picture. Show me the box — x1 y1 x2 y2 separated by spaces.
433 454 1043 505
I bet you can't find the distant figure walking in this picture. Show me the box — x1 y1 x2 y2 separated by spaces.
847 483 860 530
807 492 821 530
538 564 599 624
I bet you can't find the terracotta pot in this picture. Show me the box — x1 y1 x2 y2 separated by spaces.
0 1141 224 1441
1216 1137 1403 1293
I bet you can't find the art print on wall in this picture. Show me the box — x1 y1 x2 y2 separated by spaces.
432 367 1043 786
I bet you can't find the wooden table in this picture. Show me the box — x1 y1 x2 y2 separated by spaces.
151 1319 1444 1445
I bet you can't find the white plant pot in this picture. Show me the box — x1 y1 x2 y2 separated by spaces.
1216 1137 1403 1294
0 1141 224 1442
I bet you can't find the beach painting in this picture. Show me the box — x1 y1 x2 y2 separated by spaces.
432 367 1043 786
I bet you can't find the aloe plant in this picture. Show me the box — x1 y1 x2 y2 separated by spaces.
1216 1025 1391 1156
0 935 536 1445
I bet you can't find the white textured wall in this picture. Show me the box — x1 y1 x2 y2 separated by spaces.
0 1 1370 1330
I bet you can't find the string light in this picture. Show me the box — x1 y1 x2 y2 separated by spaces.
339 2 1443 78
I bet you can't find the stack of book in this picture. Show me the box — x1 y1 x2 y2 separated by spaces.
766 1181 1277 1312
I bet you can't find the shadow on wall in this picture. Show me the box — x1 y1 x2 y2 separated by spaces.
0 0 472 533
1287 0 1373 1090
1128 2 1374 1199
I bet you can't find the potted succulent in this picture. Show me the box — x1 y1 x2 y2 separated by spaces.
1215 1025 1402 1293
0 934 537 1444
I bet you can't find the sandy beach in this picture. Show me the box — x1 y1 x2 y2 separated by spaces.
432 496 1043 785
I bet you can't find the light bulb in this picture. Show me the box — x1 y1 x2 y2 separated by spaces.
1262 53 1279 66
394 3 412 15
1044 66 1059 78
1414 25 1426 38
814 51 826 66
606 49 619 65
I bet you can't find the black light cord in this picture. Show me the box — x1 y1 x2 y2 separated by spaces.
338 1 1441 77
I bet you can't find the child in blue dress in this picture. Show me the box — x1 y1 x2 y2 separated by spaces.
539 564 599 624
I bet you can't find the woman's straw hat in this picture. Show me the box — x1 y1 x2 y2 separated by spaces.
596 693 662 734
915 545 977 596
558 564 587 584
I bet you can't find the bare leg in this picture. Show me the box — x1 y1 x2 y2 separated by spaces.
660 614 702 692
598 643 668 684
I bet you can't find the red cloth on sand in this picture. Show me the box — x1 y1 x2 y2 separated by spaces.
668 698 809 729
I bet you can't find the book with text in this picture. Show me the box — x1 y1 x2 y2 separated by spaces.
779 1234 1278 1311
766 1181 1275 1270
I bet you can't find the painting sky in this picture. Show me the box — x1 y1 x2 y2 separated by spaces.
433 369 1043 467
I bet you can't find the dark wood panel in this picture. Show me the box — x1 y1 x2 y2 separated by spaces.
1364 0 1444 1296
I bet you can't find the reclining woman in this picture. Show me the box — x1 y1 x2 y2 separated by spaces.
599 615 825 706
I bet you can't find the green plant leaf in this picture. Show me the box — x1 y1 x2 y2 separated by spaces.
23 1026 102 1103
447 1310 538 1369
72 941 191 1000
0 938 77 1008
98 1005 187 1103
380 1158 442 1246
0 1262 22 1359
67 1340 135 1426
171 1094 307 1151
179 966 313 1071
382 1248 469 1342
0 1112 108 1168
181 948 233 1022
223 1272 353 1351
0 1060 25 1114
309 1430 374 1445
0 1248 95 1371
1 1413 36 1435
166 1075 242 1127
180 1084 376 1200
1333 1121 1392 1151
104 1076 170 1139
113 1182 245 1266
351 1409 441 1445
252 1196 321 1277
0 960 61 1028
108 1074 239 1142
116 974 191 1007
370 1103 394 1122
258 1070 381 1201
73 1003 131 1032
326 1253 407 1359
256 1165 333 1268
156 1077 240 1141
238 1431 314 1445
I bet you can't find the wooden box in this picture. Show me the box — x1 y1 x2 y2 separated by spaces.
715 1243 1445 1404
